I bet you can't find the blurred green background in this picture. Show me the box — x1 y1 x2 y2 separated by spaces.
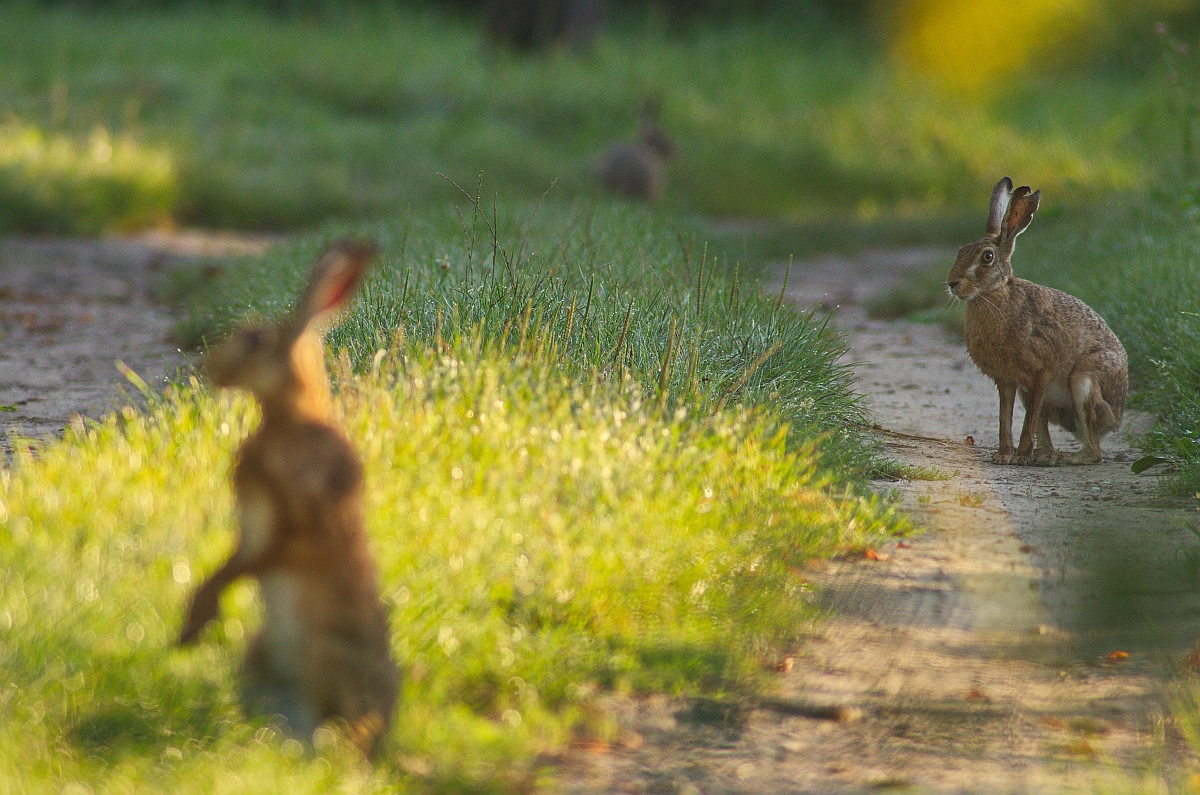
3 0 1197 237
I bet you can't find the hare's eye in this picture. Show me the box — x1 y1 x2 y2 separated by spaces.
982 250 994 264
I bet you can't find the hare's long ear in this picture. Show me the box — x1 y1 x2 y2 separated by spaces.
985 177 1013 238
998 187 1040 260
297 239 376 331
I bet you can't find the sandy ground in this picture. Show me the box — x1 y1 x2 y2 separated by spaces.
0 232 271 451
563 250 1200 793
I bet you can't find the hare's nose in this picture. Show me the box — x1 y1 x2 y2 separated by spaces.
947 280 961 290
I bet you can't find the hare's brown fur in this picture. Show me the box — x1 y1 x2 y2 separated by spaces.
180 241 397 757
596 101 675 202
948 178 1127 466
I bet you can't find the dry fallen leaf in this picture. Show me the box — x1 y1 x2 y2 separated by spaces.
1041 715 1066 731
964 435 975 446
569 739 611 754
964 688 991 702
1107 650 1130 664
863 548 889 561
1066 739 1096 757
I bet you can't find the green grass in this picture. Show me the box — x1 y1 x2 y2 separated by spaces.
0 4 1159 233
180 197 877 476
0 333 907 794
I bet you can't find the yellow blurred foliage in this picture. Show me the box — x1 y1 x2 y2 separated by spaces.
893 0 1192 92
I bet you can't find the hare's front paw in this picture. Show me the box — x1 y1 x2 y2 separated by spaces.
991 450 1014 465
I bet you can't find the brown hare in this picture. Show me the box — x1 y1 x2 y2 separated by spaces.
179 240 398 757
947 177 1127 466
595 100 676 202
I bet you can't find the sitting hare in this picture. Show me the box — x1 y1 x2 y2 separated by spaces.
947 177 1127 465
180 240 398 757
595 100 676 202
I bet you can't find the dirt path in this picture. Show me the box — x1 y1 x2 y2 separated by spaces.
0 232 271 451
565 250 1200 793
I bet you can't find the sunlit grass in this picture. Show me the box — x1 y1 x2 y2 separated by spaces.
180 198 878 477
0 4 1158 232
0 340 907 792
0 120 177 234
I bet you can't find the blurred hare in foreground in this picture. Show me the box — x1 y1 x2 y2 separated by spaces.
948 177 1127 465
180 240 398 757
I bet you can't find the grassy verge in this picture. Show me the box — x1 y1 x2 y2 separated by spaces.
180 197 876 475
0 120 177 234
0 5 1156 233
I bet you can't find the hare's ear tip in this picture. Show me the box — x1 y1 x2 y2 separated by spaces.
998 176 1013 188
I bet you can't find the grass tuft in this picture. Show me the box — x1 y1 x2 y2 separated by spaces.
180 197 876 476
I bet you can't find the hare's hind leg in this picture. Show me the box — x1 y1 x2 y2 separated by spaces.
1058 373 1104 465
305 635 397 758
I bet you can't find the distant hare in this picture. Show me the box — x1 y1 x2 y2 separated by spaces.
947 177 1127 465
595 100 676 202
179 240 398 757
